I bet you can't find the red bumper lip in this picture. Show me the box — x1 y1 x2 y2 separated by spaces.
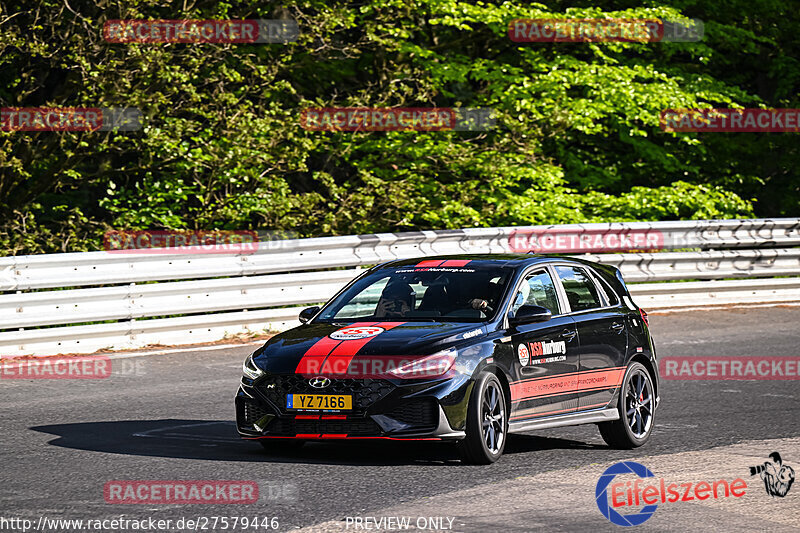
245 413 443 440
294 414 347 420
242 435 442 441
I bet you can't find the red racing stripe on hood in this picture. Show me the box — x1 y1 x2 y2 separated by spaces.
320 322 405 375
295 322 377 374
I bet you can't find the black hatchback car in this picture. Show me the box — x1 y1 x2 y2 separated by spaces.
236 255 659 463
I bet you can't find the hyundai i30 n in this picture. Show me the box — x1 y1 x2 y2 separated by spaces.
236 255 659 464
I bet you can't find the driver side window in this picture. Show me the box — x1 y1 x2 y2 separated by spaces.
511 270 561 315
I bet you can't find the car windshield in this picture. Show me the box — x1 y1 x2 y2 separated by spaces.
316 263 513 322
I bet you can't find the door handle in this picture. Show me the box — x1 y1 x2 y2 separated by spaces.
561 329 577 341
611 322 625 332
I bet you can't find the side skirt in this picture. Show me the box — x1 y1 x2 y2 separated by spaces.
508 407 619 433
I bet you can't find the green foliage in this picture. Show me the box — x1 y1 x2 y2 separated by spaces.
3 0 796 255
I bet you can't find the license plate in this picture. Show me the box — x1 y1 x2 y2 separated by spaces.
287 394 352 410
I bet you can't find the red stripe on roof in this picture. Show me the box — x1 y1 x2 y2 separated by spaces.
415 259 445 267
441 259 470 267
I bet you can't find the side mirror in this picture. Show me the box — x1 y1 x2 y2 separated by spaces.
298 306 320 324
509 305 552 326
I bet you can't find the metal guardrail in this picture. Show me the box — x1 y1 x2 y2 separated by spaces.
0 308 301 357
2 218 799 291
3 248 800 330
0 270 360 329
1 218 799 355
591 247 800 282
629 277 800 308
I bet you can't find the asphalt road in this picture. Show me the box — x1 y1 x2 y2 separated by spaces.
1 307 799 532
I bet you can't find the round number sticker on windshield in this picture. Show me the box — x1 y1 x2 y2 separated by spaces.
330 326 385 340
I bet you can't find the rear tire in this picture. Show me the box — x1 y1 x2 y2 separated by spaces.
259 439 305 453
457 371 508 464
598 361 655 449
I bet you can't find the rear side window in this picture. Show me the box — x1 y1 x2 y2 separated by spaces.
593 272 620 306
555 266 602 312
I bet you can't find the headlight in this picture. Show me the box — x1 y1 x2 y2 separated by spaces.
387 348 457 379
242 353 265 380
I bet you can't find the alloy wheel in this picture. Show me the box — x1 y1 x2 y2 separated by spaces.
482 381 505 454
625 369 653 439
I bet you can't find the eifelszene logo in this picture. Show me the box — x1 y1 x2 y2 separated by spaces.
595 461 748 526
596 462 658 527
749 452 795 497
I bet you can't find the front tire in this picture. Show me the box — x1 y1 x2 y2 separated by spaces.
598 361 655 449
458 371 508 464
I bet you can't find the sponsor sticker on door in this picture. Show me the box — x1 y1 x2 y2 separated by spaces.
518 340 566 367
517 344 530 366
530 340 566 357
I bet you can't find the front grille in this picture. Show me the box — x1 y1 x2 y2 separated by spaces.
258 376 396 413
384 399 438 429
266 417 382 437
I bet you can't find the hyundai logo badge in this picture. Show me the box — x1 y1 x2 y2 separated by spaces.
309 376 331 389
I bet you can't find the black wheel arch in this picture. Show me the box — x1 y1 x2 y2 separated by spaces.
480 363 512 418
631 353 659 404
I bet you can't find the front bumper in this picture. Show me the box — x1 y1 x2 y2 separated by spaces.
236 374 470 440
